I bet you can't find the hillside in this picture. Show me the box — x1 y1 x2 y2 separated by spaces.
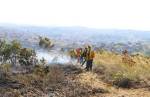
0 49 150 97
0 25 150 97
0 64 150 97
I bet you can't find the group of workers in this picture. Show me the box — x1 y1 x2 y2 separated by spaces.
75 45 95 71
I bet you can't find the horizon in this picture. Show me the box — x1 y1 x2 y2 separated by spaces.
1 23 150 32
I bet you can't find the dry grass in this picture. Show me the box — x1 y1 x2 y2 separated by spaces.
0 64 65 97
0 64 12 81
94 50 150 88
0 51 150 97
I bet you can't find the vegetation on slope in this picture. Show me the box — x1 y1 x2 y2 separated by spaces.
0 38 150 97
39 36 54 49
0 40 36 66
94 50 150 88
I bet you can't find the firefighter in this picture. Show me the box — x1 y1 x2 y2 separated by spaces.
86 45 95 71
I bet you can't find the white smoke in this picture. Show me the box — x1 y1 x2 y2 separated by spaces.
36 51 76 65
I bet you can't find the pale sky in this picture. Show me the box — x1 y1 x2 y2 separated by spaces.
0 0 150 30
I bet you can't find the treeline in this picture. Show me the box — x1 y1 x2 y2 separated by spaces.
0 40 37 66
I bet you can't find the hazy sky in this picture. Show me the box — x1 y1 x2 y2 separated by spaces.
0 0 150 30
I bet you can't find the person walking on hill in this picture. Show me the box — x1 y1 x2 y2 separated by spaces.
76 48 82 63
81 47 88 66
86 45 95 71
79 48 83 64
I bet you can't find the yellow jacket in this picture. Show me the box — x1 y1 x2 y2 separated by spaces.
86 51 95 60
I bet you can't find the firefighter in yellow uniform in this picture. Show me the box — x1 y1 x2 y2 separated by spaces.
86 45 95 71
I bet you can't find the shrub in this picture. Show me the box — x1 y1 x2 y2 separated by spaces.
33 65 45 77
39 37 53 48
33 65 65 86
0 64 11 80
112 71 132 88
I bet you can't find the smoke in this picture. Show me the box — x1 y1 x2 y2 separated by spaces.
36 51 76 65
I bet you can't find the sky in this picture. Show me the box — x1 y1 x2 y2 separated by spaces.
0 0 150 30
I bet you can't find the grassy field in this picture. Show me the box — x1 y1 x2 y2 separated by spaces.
94 50 150 88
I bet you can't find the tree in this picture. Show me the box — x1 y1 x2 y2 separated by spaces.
10 40 22 66
39 36 53 48
2 44 12 64
19 48 36 66
0 39 37 67
0 40 6 63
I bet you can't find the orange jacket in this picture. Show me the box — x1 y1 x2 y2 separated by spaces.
76 48 81 57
